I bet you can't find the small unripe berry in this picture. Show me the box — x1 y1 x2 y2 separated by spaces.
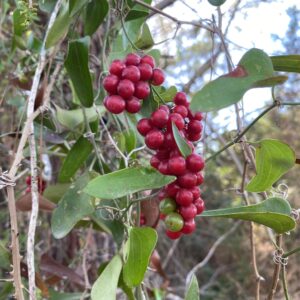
104 95 126 114
117 79 135 99
152 68 165 86
145 129 164 149
109 59 125 77
165 212 184 232
159 198 177 214
103 74 119 94
122 65 141 82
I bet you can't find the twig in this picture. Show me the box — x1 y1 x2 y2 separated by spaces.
267 235 283 300
186 221 241 286
283 246 300 258
162 238 181 269
281 265 290 300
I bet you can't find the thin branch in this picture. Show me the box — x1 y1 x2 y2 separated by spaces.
283 246 300 258
148 0 177 18
186 221 241 286
281 265 290 300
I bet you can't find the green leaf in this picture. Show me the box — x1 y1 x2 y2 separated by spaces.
64 37 94 107
123 227 157 287
0 241 10 269
58 136 93 183
39 0 57 13
122 17 144 49
246 139 295 192
135 23 154 50
55 105 105 129
190 48 287 112
126 0 152 21
69 0 88 17
49 290 84 300
84 0 109 36
51 174 94 238
91 255 123 300
271 55 300 73
153 86 177 103
84 167 176 199
201 197 296 234
114 129 137 154
46 5 71 49
172 122 192 158
43 183 71 204
185 274 200 300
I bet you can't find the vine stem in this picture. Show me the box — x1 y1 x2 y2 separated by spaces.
5 1 63 299
282 246 300 258
282 265 290 300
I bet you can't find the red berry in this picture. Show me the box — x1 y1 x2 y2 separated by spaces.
158 160 170 175
145 129 164 150
150 155 160 169
26 176 31 185
177 172 197 188
126 97 141 113
181 219 196 234
152 68 165 86
160 213 166 220
159 105 170 113
166 182 180 197
194 112 204 121
104 95 125 114
125 53 141 66
26 187 31 193
103 74 119 94
169 149 181 158
187 132 201 142
122 65 141 82
179 204 197 220
176 189 193 206
168 113 185 130
174 105 188 118
196 172 204 185
166 229 182 240
141 55 155 68
186 154 205 172
194 197 205 214
174 92 188 106
151 109 169 128
138 63 153 80
168 156 186 176
134 81 150 99
109 59 125 77
117 79 135 99
158 189 168 200
163 132 176 149
156 149 170 160
190 186 201 199
137 118 153 136
188 120 203 134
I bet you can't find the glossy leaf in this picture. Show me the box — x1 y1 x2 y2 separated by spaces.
190 48 287 112
69 0 88 17
246 139 295 192
58 136 93 183
64 37 94 107
55 105 104 129
84 167 176 199
45 5 71 49
91 255 123 300
271 55 300 73
84 0 109 36
126 0 152 21
185 274 200 300
123 227 157 287
51 174 94 238
172 122 192 158
201 197 296 234
122 17 144 49
135 23 154 50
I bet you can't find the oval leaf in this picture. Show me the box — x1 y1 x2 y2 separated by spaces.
271 55 300 73
91 255 123 300
84 0 109 36
123 227 157 287
201 197 296 234
64 37 94 107
69 0 88 17
172 122 192 158
246 139 295 192
51 174 94 238
58 136 93 183
185 274 200 300
190 48 285 112
84 167 175 199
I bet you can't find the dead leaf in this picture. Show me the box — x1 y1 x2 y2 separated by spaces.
16 194 56 212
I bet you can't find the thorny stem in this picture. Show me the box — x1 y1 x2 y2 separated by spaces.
267 235 283 300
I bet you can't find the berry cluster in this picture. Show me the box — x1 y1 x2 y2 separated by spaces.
103 53 165 114
25 176 46 194
137 92 205 239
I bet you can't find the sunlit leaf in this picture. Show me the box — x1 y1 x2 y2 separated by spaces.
271 55 300 73
185 274 200 300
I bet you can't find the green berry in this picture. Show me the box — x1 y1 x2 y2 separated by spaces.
164 212 184 232
159 198 177 214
